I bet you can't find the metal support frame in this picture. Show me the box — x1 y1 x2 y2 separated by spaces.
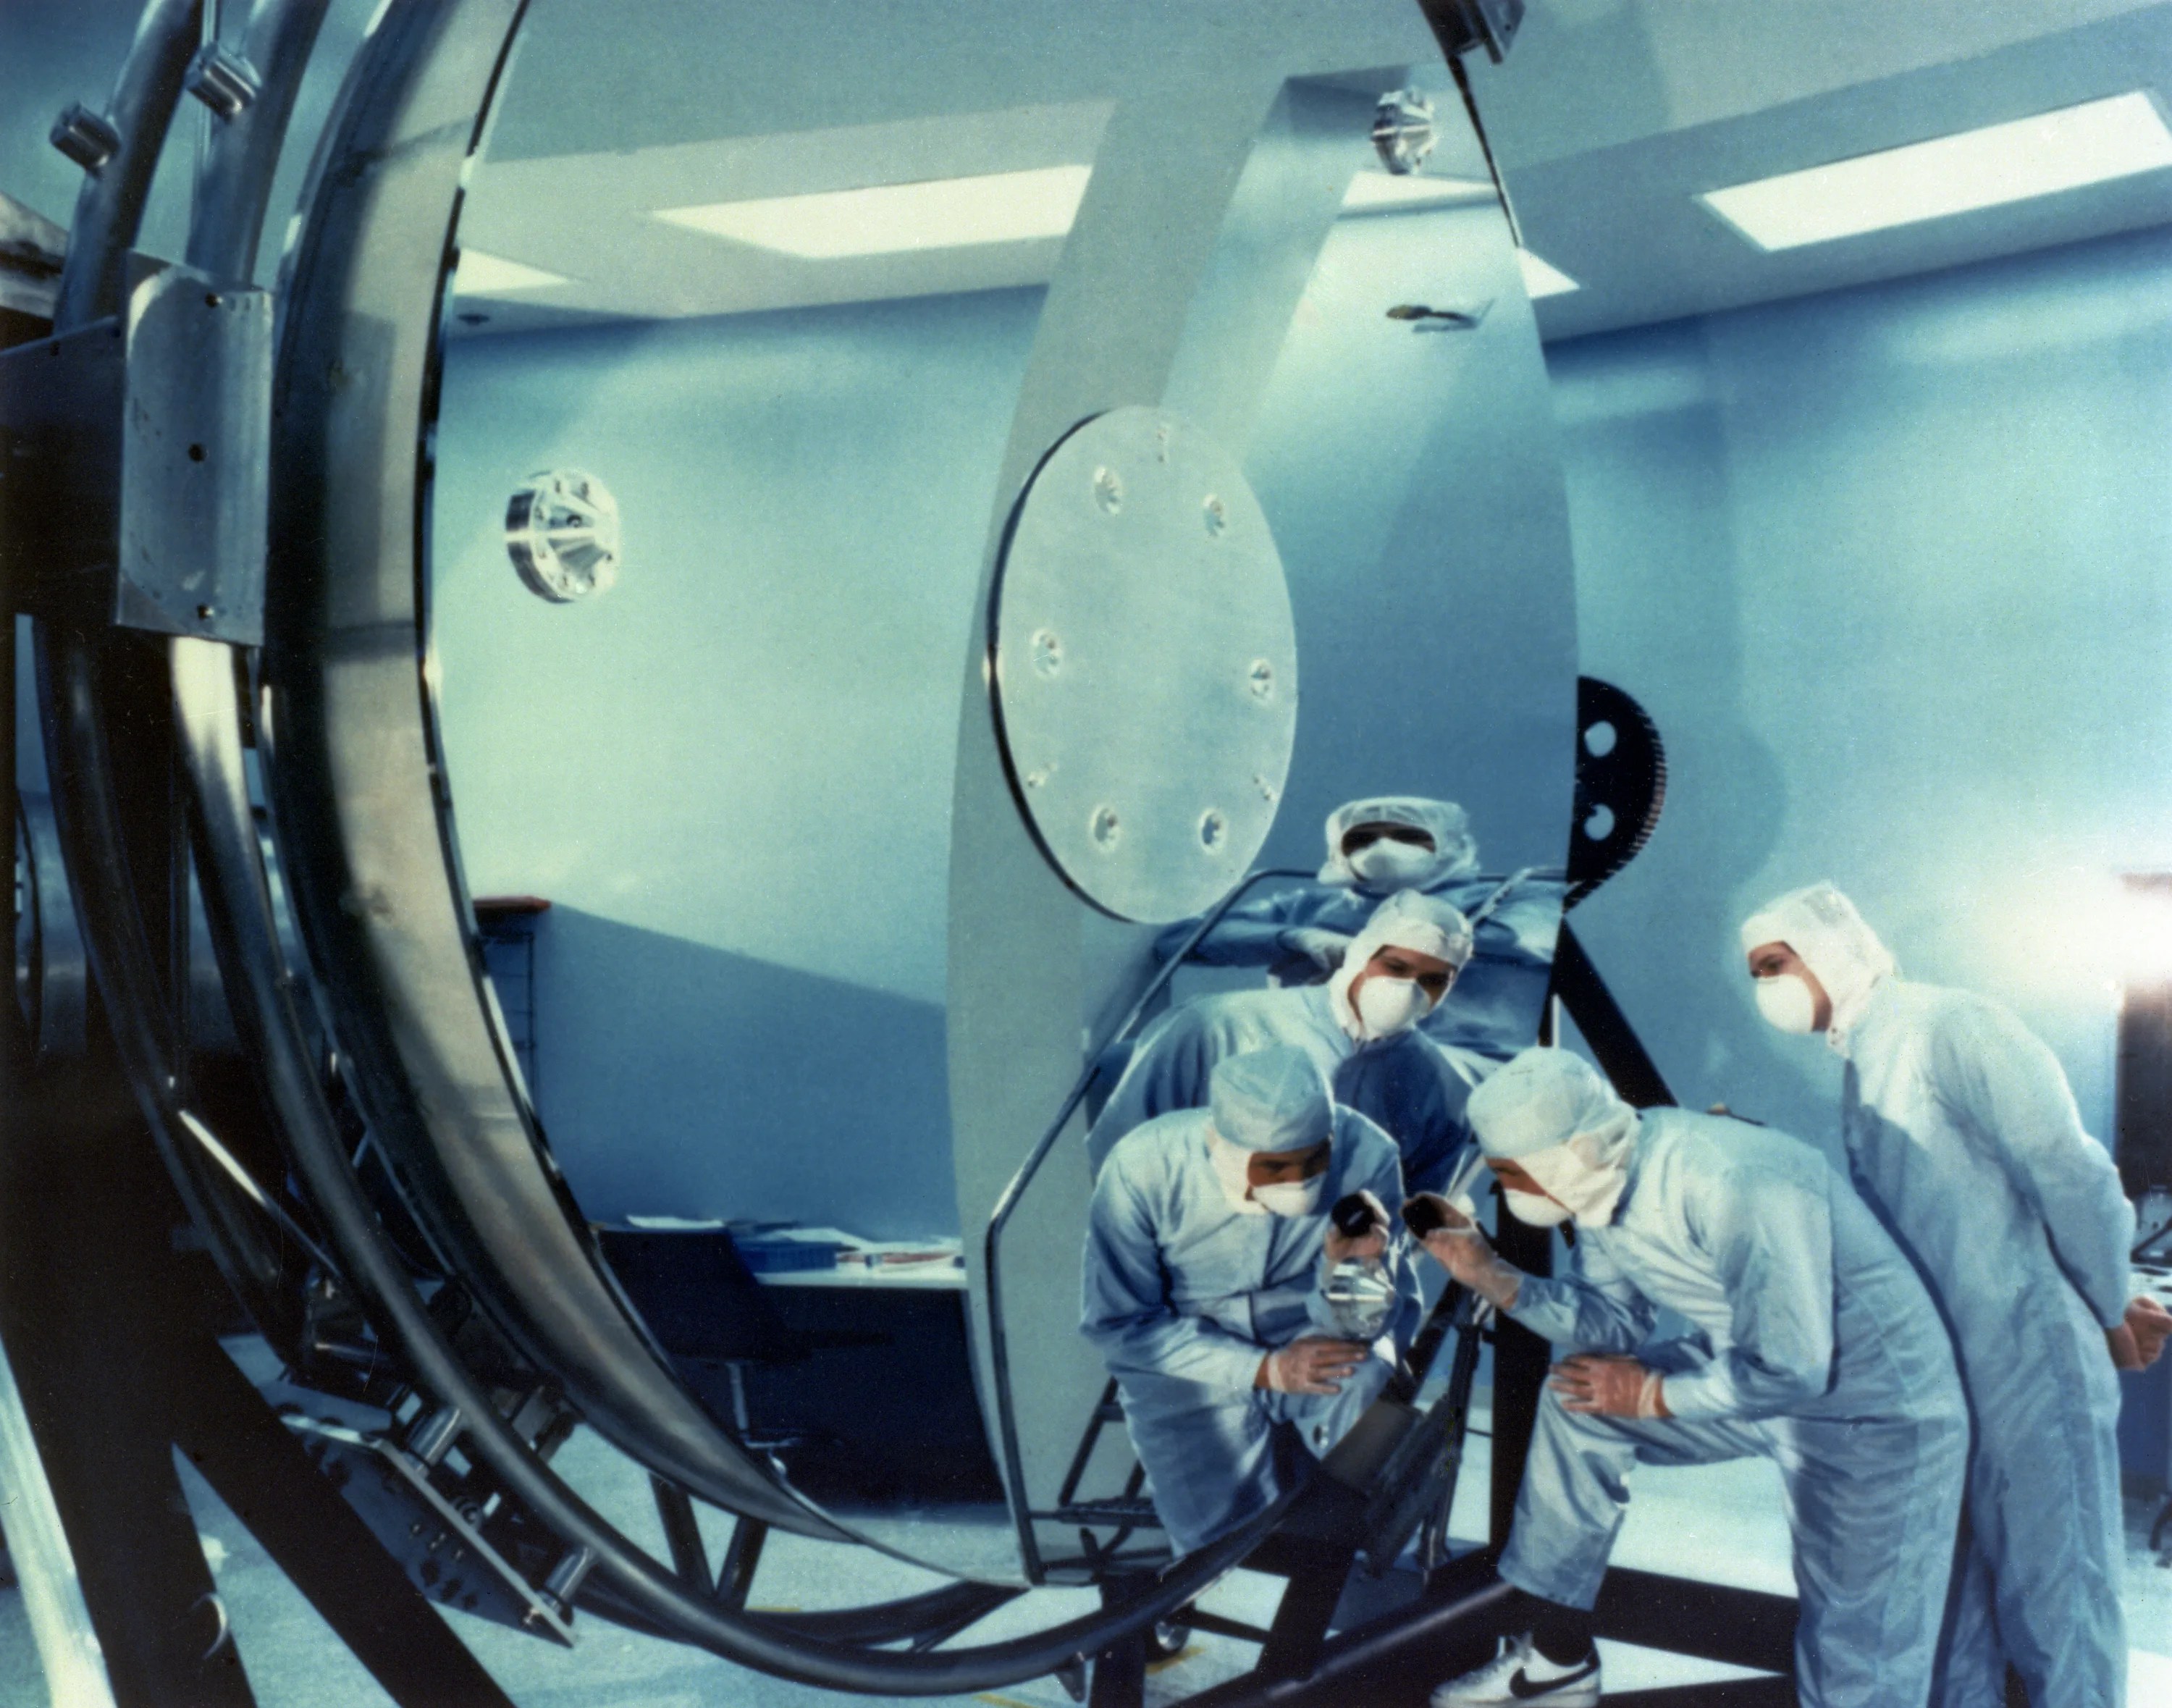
987 867 1314 1581
1179 1550 1518 1707
0 1060 515 1707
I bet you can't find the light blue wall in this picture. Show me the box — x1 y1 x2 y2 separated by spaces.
1554 223 2172 1157
432 292 1047 1236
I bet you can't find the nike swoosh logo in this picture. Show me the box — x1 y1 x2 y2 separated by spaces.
1509 1660 1598 1699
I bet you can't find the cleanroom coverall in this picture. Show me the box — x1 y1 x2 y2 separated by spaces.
1156 871 1564 1062
1085 983 1478 1192
1842 980 2134 1708
1500 1109 1969 1708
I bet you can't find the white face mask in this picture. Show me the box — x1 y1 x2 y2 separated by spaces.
1354 975 1435 1040
1250 1173 1327 1218
1754 973 1818 1035
1502 1187 1573 1227
1347 839 1436 889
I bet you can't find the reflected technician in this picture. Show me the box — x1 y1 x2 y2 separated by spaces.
1159 794 1563 1061
1080 1046 1422 1555
1093 889 1481 1192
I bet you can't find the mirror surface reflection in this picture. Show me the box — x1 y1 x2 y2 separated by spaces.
426 0 1576 1578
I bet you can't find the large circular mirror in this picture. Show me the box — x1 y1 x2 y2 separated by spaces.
269 0 1577 1586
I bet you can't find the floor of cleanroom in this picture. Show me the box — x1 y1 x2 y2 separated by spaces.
2 1355 2168 1707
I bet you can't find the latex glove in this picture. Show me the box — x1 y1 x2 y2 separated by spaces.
1413 1195 1523 1311
2112 1295 2172 1371
1550 1353 1667 1418
1277 927 1352 975
1323 1188 1389 1267
1258 1337 1369 1395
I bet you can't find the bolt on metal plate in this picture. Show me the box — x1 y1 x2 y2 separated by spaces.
185 43 262 119
118 266 274 641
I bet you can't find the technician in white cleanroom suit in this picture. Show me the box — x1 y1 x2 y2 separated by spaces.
1742 882 2171 1708
1153 796 1564 1061
1421 1048 1968 1708
1079 1046 1423 1556
1090 891 1481 1192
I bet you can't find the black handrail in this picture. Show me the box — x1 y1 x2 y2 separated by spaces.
982 866 1313 1583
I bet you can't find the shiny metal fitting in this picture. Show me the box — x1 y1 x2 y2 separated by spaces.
185 43 262 119
50 104 120 172
1371 88 1437 176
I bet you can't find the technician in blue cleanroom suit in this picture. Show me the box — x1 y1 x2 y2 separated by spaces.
1090 891 1481 1192
1153 795 1565 1061
1421 1048 1968 1708
1742 883 2172 1708
1079 1046 1423 1557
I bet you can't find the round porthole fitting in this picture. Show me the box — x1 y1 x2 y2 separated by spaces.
505 468 620 604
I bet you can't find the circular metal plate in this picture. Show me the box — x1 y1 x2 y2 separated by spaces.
991 407 1297 922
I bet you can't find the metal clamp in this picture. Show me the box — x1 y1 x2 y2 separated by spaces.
185 43 263 119
50 105 121 172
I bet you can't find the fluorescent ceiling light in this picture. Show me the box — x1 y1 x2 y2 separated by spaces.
1517 249 1578 299
453 249 568 294
1699 91 2172 251
1342 171 1495 211
654 165 1093 259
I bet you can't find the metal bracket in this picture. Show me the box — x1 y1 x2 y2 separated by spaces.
1416 0 1525 63
0 259 269 642
285 1413 579 1645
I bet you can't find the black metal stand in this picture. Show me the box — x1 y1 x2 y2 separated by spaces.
1087 1577 1152 1708
1487 1206 1554 1549
0 1054 516 1707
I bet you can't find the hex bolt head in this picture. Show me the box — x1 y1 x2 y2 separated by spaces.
51 104 119 172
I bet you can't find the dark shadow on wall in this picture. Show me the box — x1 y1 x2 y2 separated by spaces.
521 906 959 1239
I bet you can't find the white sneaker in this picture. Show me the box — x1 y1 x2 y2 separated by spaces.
1430 1633 1601 1707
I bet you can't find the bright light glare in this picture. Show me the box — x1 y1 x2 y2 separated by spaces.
453 250 568 294
2105 886 2172 988
1699 92 2172 251
654 166 1093 259
1994 870 2172 993
1517 249 1578 298
1341 172 1494 210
